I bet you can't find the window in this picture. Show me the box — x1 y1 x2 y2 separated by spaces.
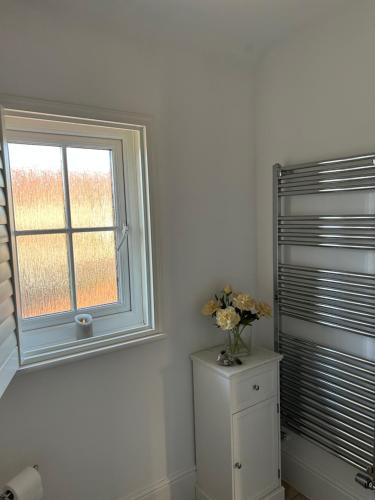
3 111 157 366
9 141 126 323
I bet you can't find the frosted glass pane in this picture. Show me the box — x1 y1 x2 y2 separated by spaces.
17 234 71 318
67 148 115 228
73 231 118 309
8 143 65 230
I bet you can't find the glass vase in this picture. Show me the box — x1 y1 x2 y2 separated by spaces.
225 325 252 357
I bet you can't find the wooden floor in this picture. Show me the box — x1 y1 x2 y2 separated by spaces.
283 481 310 500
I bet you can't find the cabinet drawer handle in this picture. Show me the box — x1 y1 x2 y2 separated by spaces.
234 462 242 469
253 384 260 391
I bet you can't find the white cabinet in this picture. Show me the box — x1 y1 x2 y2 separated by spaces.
191 347 284 500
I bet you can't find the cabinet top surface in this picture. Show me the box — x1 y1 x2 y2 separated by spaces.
191 346 282 378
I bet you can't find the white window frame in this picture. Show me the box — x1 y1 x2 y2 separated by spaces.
1 103 162 368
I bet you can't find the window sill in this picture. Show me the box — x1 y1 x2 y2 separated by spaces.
18 329 166 372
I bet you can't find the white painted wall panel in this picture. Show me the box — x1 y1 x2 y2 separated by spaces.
255 2 375 498
0 4 255 500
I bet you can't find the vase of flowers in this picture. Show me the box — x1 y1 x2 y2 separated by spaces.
201 285 271 357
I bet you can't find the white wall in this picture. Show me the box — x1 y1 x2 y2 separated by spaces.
0 5 255 500
255 2 375 499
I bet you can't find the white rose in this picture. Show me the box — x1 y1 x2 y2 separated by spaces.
201 299 220 316
233 293 256 311
216 307 240 330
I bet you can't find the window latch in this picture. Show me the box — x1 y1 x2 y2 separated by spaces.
117 224 129 251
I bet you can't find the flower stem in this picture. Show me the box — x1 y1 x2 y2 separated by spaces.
227 325 250 355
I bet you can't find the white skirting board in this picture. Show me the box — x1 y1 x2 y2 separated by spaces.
265 487 285 500
196 485 285 500
282 432 374 500
195 485 210 500
120 467 196 500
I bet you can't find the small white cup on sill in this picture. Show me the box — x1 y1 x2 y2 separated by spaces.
74 313 93 340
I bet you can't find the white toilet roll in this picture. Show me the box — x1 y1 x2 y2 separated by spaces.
4 466 43 500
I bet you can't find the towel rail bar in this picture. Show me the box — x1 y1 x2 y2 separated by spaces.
273 157 375 488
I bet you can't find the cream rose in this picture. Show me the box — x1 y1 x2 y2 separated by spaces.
216 306 240 330
201 299 220 316
255 301 272 317
233 293 256 311
223 284 232 295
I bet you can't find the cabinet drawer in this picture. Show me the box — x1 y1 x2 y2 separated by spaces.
231 365 277 412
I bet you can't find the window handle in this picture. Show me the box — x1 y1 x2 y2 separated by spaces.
117 224 129 251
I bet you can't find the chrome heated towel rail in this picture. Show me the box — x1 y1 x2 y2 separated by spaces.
273 154 375 490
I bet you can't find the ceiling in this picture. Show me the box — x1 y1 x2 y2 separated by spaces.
5 0 354 62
